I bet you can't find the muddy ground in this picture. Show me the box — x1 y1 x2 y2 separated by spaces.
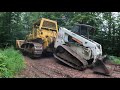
16 55 120 78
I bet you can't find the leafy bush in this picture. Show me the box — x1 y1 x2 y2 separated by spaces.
0 47 25 78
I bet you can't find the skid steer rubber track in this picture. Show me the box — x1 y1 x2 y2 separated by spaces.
54 45 88 70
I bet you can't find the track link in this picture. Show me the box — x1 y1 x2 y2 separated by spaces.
21 42 43 58
54 45 88 70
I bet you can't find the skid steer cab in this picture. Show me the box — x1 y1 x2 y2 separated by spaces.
71 24 95 39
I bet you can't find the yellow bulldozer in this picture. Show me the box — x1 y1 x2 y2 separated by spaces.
16 18 58 58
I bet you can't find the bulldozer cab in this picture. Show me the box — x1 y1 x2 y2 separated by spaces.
71 24 95 40
27 18 58 41
33 18 58 32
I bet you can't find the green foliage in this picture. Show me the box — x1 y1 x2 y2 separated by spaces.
0 47 25 78
108 55 120 64
0 12 120 56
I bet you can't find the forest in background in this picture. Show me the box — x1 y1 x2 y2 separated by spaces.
0 12 120 56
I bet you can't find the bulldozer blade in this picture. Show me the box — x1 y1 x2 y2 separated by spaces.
93 59 112 76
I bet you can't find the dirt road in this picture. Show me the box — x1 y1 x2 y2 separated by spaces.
16 56 120 78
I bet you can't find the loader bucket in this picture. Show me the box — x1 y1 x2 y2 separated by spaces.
93 59 112 76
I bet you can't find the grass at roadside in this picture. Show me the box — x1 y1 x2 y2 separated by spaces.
108 55 120 64
0 47 25 78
